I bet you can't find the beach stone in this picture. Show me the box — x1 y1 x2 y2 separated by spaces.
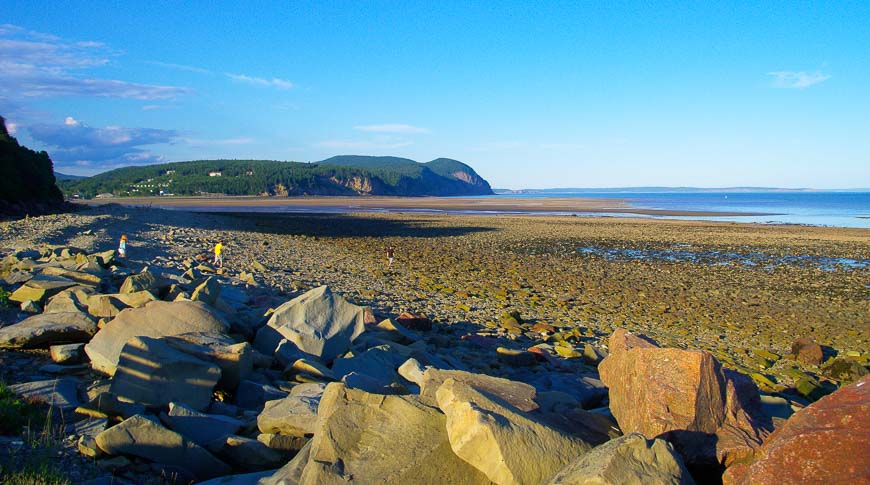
84 294 128 319
723 375 870 485
163 332 253 390
257 382 325 437
398 357 427 385
496 346 538 366
436 378 593 485
374 317 421 344
396 311 432 331
162 402 245 447
9 274 77 304
260 440 311 485
420 367 539 412
546 433 695 485
599 328 771 468
257 433 309 452
206 435 286 471
253 285 366 362
284 357 337 382
331 344 405 393
110 336 222 411
76 392 146 420
94 414 231 481
44 288 90 313
119 267 170 294
114 290 158 308
85 300 230 375
9 378 81 418
790 337 824 366
191 276 222 306
50 343 85 364
235 380 288 410
0 311 97 348
20 299 41 313
197 470 276 485
294 383 490 485
822 357 869 383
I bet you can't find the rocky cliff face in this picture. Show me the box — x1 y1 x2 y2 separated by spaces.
0 116 64 216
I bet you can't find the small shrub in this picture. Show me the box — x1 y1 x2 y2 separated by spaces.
0 287 11 307
0 382 45 436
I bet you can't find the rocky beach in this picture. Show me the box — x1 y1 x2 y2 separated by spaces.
0 203 868 484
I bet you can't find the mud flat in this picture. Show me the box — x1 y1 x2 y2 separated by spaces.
4 204 867 393
77 195 770 217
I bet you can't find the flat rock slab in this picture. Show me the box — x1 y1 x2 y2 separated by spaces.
10 378 81 417
110 336 222 411
95 414 230 481
295 383 490 485
85 300 229 375
163 332 253 391
547 433 695 485
10 274 78 303
0 311 97 349
436 378 593 485
420 368 539 412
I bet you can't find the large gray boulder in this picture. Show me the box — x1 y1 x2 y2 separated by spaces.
0 311 97 348
95 414 231 481
253 286 366 363
109 336 222 411
546 433 695 485
294 383 491 484
257 383 326 437
436 378 594 485
85 300 229 375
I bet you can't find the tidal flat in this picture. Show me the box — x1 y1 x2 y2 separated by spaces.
4 205 868 392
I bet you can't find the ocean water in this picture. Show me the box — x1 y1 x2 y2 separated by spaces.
488 192 870 229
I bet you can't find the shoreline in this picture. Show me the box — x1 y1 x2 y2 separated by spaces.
75 195 774 218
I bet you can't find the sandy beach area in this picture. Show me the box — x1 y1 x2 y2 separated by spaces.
76 195 771 217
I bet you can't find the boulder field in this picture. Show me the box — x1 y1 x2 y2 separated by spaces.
0 241 867 484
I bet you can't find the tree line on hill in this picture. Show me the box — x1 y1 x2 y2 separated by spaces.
0 116 64 216
58 156 493 198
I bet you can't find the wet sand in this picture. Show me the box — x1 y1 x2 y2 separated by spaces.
76 195 771 217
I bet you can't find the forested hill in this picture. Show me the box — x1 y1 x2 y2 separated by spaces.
0 116 64 215
58 156 493 198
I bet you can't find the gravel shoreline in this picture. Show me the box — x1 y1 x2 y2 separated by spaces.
3 204 867 382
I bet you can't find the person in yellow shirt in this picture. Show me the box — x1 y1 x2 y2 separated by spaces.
214 241 224 268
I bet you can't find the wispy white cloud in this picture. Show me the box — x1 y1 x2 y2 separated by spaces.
5 121 17 134
0 24 191 100
28 116 180 171
226 73 294 89
354 124 430 134
145 60 212 75
767 71 831 89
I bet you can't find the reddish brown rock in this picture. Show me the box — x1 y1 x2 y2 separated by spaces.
396 312 432 331
790 337 824 366
599 328 771 468
724 375 870 485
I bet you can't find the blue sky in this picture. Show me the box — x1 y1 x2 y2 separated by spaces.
2 2 868 188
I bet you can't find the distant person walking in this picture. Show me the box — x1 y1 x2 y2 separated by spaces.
386 245 395 266
118 235 127 258
214 240 224 268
